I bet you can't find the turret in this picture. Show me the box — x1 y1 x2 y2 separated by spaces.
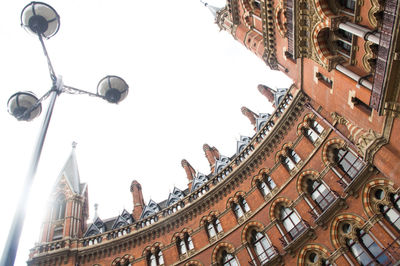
38 142 89 243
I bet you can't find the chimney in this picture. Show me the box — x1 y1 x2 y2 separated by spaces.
203 144 216 166
258 84 276 107
241 106 258 126
182 159 196 191
130 180 145 221
212 146 220 160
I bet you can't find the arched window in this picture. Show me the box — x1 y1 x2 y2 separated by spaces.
257 173 276 196
220 250 239 266
232 196 250 220
302 119 324 143
249 230 276 264
279 206 306 245
147 249 164 266
303 250 331 265
338 221 390 265
328 145 364 188
177 233 194 255
53 194 66 220
280 148 301 172
205 216 223 239
307 179 335 212
373 188 400 232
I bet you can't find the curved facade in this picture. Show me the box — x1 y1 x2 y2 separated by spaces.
29 0 400 265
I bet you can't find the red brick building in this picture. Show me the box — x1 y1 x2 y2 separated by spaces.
28 0 400 265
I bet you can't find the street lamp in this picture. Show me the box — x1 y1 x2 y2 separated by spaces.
1 2 129 265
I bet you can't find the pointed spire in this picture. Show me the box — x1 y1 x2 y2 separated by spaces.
200 0 221 18
56 141 82 194
93 203 99 221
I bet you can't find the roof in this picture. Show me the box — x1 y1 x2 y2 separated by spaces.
54 144 85 195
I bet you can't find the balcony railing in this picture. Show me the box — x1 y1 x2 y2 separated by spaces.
279 220 309 247
249 245 280 265
366 236 400 266
308 190 339 220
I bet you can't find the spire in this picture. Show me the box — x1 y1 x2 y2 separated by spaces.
93 203 99 221
200 0 221 18
55 141 83 194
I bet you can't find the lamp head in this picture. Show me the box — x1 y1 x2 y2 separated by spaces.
7 91 42 121
97 76 129 104
21 2 60 38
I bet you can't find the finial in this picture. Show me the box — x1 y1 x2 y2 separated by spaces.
200 0 208 6
94 203 99 221
72 141 77 149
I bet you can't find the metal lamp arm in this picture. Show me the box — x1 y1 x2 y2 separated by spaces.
38 34 57 82
62 84 106 100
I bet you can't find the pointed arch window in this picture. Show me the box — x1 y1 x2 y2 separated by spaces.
303 119 324 143
345 228 390 265
280 207 304 239
147 249 164 266
378 191 400 232
177 233 194 255
280 148 301 171
220 250 239 266
205 216 223 239
257 173 276 196
232 196 250 220
307 179 336 211
331 147 364 186
53 194 66 220
249 230 276 264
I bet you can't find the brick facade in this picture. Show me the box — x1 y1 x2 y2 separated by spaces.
28 0 400 265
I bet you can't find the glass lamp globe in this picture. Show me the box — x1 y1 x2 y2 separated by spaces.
21 2 60 38
7 92 42 121
97 76 129 104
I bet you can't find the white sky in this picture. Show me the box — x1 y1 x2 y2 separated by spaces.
0 1 291 265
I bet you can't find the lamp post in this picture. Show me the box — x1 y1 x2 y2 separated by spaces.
1 2 129 265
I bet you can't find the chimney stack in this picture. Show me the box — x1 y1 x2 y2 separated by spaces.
258 84 276 107
181 159 196 191
241 106 258 126
130 180 145 221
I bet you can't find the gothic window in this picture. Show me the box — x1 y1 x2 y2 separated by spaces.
147 249 164 266
280 148 301 171
374 189 400 232
303 127 319 143
250 230 276 264
331 147 364 185
232 196 250 220
257 173 276 196
280 206 305 241
220 250 239 266
53 194 66 220
346 229 389 265
177 233 194 255
304 250 331 265
307 179 336 212
205 216 223 239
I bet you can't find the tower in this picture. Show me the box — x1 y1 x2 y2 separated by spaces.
38 143 88 244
